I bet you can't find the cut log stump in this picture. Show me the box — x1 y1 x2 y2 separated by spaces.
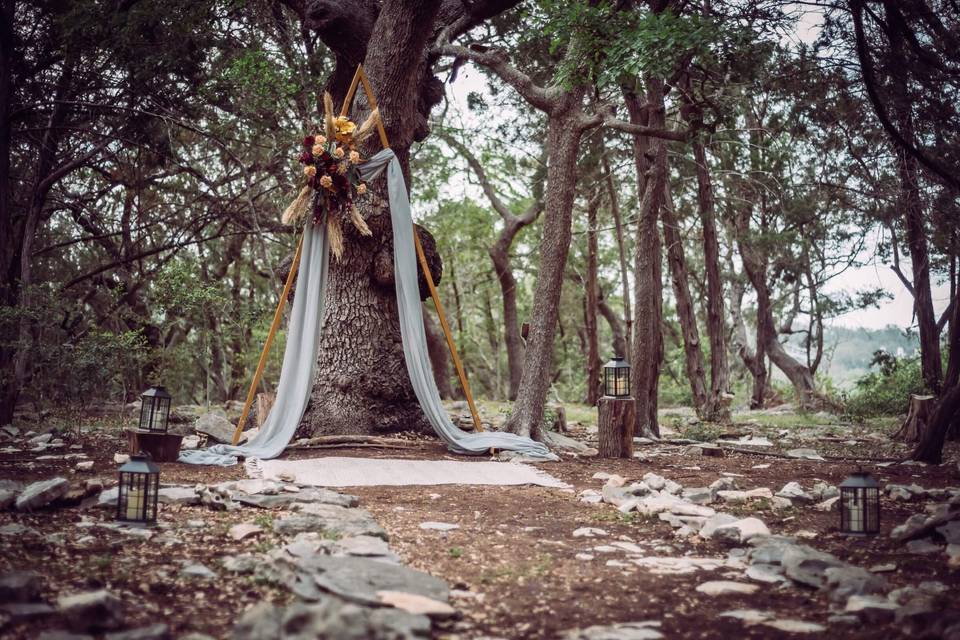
598 397 635 458
892 394 935 442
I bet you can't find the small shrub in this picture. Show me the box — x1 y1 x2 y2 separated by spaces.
846 350 928 418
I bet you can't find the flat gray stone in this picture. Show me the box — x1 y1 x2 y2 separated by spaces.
37 631 95 640
845 594 898 624
785 448 825 461
745 564 787 584
781 544 846 589
104 624 169 640
712 517 770 544
561 620 663 639
695 581 759 596
57 590 123 631
776 481 814 504
419 522 459 531
699 513 738 539
158 486 199 505
16 477 69 511
306 557 448 607
760 619 826 633
0 601 56 622
905 539 942 555
181 564 216 579
0 570 43 603
333 535 395 559
824 565 887 602
229 487 358 509
280 503 387 539
936 520 960 544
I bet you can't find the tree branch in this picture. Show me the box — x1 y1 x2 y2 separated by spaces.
437 44 557 113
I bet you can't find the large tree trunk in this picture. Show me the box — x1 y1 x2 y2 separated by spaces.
627 79 665 438
584 191 602 405
503 109 584 440
0 0 15 425
661 178 709 416
911 290 960 461
298 0 445 437
692 139 730 422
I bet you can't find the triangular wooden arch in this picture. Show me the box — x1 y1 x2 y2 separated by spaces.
233 65 483 445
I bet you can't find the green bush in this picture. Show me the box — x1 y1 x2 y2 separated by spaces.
846 350 928 418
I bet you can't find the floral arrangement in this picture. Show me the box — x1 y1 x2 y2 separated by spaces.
281 93 380 259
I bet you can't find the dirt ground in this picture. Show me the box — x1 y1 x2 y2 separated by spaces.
1 415 959 639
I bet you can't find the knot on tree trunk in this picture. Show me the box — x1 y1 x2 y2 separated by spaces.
371 223 442 301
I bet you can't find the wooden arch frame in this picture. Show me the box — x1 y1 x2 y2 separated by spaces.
232 64 483 445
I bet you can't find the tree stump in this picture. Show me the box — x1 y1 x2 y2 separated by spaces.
598 397 635 458
893 394 935 442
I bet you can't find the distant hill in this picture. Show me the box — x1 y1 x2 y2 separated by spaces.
781 325 919 388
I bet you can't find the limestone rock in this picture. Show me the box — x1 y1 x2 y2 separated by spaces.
418 522 459 532
823 565 888 602
785 448 825 461
775 482 813 505
760 619 826 633
561 620 663 640
0 571 43 603
193 413 241 445
845 594 898 624
573 527 608 538
681 487 713 505
104 624 169 640
781 545 846 589
16 477 69 511
228 524 263 541
376 590 457 618
695 581 759 596
699 514 738 539
181 564 217 579
712 517 770 544
157 486 199 505
57 590 123 631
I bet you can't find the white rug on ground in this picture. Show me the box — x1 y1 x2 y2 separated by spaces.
251 456 571 489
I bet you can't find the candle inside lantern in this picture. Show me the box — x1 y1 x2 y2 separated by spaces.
126 485 144 520
615 376 628 396
845 491 864 533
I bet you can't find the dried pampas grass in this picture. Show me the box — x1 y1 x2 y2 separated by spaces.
350 205 372 236
323 92 335 139
327 215 344 261
281 186 311 225
353 108 380 145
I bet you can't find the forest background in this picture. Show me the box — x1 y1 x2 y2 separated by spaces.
1 0 957 457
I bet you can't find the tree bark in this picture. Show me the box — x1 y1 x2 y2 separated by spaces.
892 394 935 442
661 175 709 416
0 0 17 424
585 191 602 405
298 0 445 437
598 396 635 458
503 111 584 440
728 275 767 408
692 139 730 421
602 153 632 354
627 79 666 438
423 308 453 399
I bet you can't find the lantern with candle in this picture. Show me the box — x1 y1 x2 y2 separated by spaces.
116 453 160 525
602 356 631 398
839 468 880 536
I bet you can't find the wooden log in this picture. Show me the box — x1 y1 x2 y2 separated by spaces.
892 394 935 442
598 397 635 458
126 429 183 463
256 392 276 428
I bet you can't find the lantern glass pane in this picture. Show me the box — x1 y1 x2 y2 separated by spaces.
865 487 880 533
138 399 151 430
117 469 159 524
153 397 169 433
842 487 865 534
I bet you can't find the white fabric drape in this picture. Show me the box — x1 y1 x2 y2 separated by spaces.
181 148 555 465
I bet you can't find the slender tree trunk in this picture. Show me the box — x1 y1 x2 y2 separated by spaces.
504 109 584 440
912 289 960 461
661 176 709 415
598 288 627 357
728 276 766 408
899 148 942 393
423 309 453 399
626 79 665 438
692 139 730 421
602 154 632 354
585 191 602 405
489 240 525 400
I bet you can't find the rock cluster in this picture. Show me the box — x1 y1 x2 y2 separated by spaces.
890 492 960 568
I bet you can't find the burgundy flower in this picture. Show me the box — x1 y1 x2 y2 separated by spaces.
299 151 312 164
303 135 315 148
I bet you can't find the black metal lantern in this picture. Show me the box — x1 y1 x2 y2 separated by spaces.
839 469 880 535
116 452 160 525
603 356 631 398
138 386 171 433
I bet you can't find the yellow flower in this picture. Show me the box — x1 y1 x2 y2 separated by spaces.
334 146 345 158
319 175 333 189
311 143 323 155
349 150 361 163
304 166 317 177
356 183 367 195
333 116 356 141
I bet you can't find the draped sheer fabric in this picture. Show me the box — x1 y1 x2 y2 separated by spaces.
180 148 555 466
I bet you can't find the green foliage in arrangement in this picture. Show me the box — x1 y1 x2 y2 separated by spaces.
845 350 929 418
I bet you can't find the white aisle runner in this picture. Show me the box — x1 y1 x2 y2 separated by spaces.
252 456 571 489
